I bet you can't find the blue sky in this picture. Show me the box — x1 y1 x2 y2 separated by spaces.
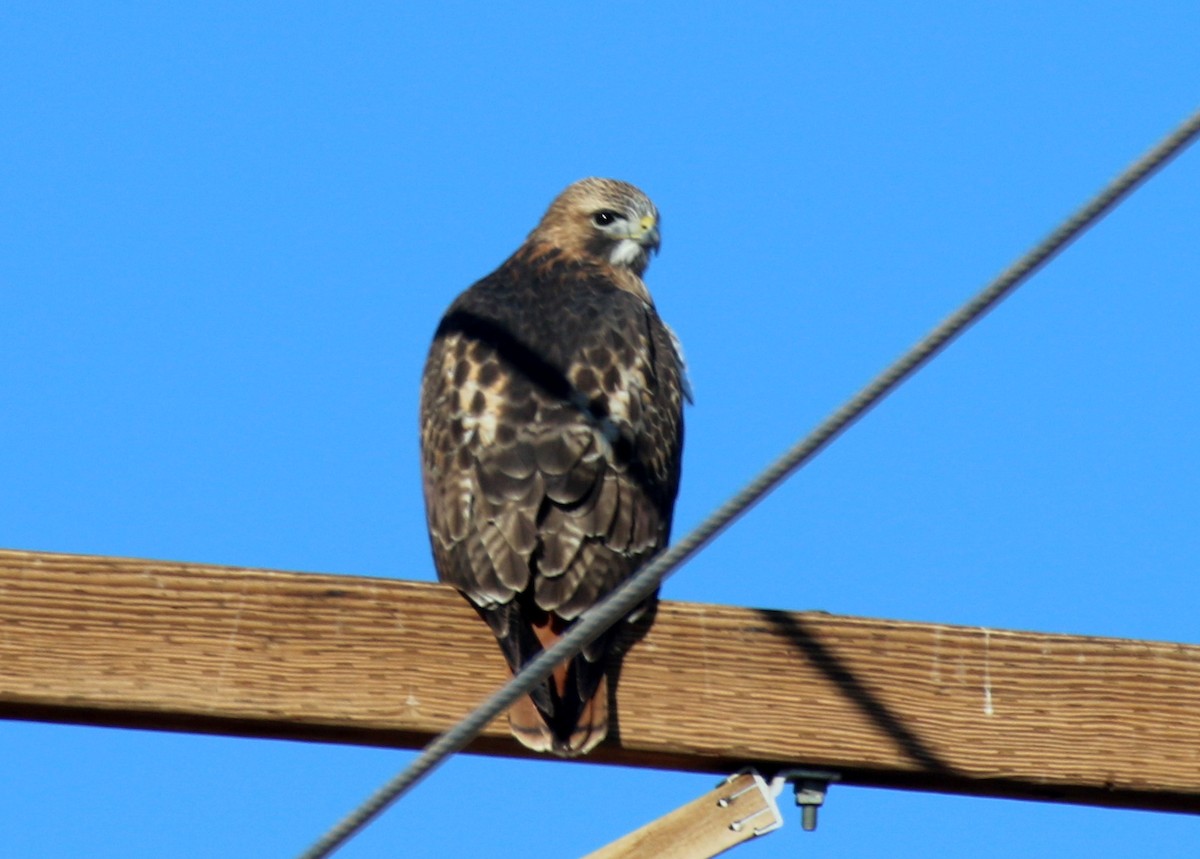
3 3 1199 857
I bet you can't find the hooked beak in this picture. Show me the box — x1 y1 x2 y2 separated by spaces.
635 214 661 255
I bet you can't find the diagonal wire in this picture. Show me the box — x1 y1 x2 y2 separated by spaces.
297 106 1200 859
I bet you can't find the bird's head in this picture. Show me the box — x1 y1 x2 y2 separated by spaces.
528 178 661 276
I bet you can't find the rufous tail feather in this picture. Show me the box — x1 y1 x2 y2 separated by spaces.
506 674 608 757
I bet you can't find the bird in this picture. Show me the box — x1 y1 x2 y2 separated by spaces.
419 178 688 756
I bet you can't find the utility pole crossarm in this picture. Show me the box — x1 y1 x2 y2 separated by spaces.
2 548 1198 813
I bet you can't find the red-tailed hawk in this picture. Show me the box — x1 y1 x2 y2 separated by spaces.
419 178 687 756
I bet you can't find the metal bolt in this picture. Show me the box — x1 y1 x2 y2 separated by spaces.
793 777 830 832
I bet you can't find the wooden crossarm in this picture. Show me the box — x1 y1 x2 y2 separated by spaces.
2 548 1198 813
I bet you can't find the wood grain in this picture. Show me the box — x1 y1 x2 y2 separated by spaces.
580 772 780 859
1 549 1198 813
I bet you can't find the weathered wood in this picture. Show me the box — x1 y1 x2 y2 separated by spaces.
580 772 780 859
1 548 1199 813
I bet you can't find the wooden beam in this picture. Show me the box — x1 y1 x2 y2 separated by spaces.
2 548 1198 813
580 771 782 859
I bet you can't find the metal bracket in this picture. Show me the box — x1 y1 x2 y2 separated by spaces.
716 769 785 837
768 768 841 832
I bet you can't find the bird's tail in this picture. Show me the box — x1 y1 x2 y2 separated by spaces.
507 672 608 757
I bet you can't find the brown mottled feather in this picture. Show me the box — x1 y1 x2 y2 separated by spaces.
420 178 685 755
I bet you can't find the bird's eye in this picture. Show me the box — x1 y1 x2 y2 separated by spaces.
592 210 620 227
